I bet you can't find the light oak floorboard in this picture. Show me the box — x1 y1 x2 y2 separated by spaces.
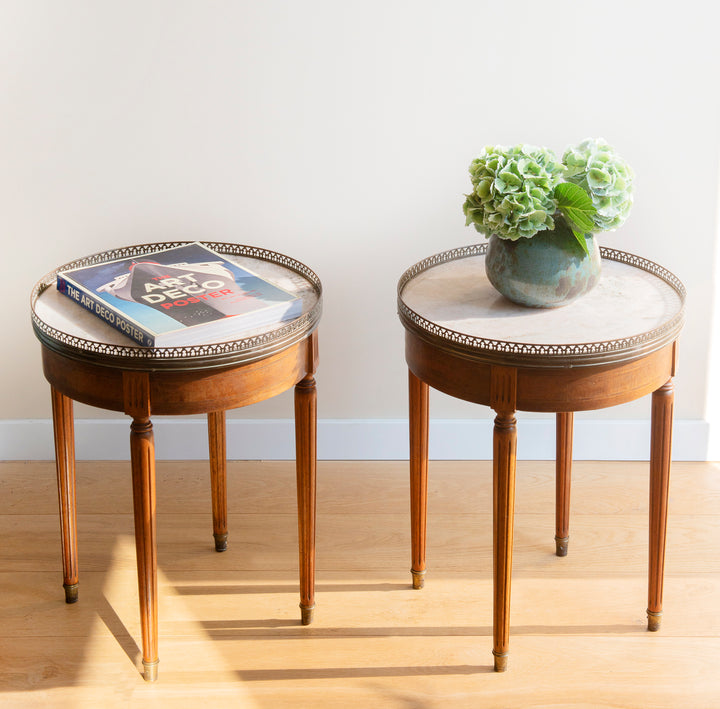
1 460 719 708
4 460 719 516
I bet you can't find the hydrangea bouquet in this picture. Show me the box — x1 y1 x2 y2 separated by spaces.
463 138 633 254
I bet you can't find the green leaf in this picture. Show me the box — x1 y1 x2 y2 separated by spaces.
555 182 597 255
569 225 590 255
555 182 596 229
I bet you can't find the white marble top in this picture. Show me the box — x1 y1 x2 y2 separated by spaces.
31 243 322 366
398 247 685 364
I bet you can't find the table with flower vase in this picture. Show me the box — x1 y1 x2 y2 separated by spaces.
397 243 685 672
31 242 322 682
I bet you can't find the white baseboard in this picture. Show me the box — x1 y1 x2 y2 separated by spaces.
0 417 710 461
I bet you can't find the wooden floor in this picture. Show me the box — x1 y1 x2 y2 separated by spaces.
1 459 719 708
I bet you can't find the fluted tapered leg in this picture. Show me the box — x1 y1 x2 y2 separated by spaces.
208 411 228 552
124 370 159 682
648 380 674 631
130 415 159 681
409 369 429 590
493 410 517 672
295 374 317 625
555 412 573 557
51 387 79 604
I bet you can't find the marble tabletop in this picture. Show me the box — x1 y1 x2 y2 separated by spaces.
398 245 685 367
32 242 322 369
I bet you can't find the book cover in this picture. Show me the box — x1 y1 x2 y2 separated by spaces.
56 242 302 347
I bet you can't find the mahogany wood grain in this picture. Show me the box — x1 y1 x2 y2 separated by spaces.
208 411 228 552
555 412 573 557
405 334 491 406
50 387 79 603
406 332 675 413
124 371 159 682
129 415 159 682
408 370 429 589
648 379 674 631
294 374 316 625
41 338 313 415
490 366 517 672
297 329 319 625
492 410 517 673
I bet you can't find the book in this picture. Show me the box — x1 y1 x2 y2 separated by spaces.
56 242 302 347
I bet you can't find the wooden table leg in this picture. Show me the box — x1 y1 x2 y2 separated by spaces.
130 415 159 682
208 411 228 552
555 412 573 557
124 372 159 682
491 366 517 672
493 410 517 672
295 374 317 625
409 369 429 590
50 387 79 604
648 379 674 632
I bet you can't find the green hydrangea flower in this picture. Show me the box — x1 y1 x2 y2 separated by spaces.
562 138 634 231
463 145 564 240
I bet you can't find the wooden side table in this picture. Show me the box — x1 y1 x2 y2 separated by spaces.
31 242 322 682
397 244 686 672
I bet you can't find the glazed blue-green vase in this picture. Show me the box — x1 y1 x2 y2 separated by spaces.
485 219 601 308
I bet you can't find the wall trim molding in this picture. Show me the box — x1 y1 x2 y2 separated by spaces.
0 417 709 461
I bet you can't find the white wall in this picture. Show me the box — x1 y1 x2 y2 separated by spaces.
2 1 718 458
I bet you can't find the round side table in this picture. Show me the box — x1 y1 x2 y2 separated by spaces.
31 241 322 682
397 244 685 672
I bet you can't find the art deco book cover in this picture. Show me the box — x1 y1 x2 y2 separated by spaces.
57 242 301 346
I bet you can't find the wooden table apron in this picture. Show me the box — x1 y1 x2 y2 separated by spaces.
398 244 685 673
32 242 321 683
405 331 677 413
41 335 317 415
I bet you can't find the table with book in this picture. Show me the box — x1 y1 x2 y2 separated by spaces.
31 241 322 682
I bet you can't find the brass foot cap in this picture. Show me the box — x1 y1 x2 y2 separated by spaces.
300 604 315 625
555 536 569 557
492 651 509 672
411 569 426 590
647 610 662 632
64 583 79 604
214 533 229 552
142 659 159 682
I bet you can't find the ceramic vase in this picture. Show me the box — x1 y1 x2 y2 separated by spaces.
484 219 601 308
